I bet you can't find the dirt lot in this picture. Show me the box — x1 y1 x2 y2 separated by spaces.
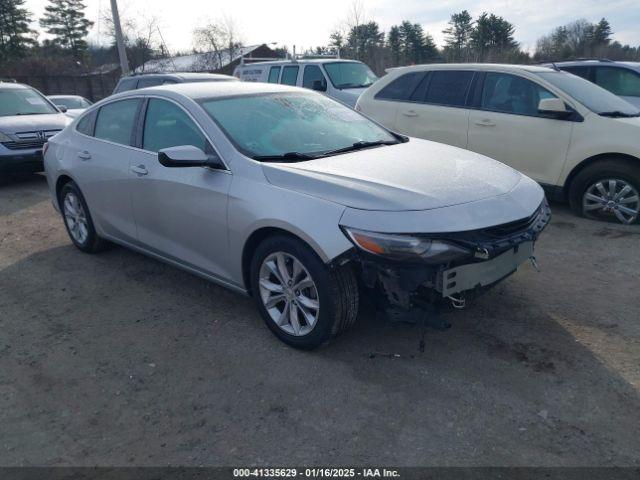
1 173 639 467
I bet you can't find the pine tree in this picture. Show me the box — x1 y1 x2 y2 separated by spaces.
443 10 473 62
593 18 612 45
39 0 93 58
387 25 401 66
0 0 35 63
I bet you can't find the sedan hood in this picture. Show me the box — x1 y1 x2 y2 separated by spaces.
0 113 68 134
262 139 522 211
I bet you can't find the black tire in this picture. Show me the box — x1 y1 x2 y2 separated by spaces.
250 235 359 350
568 158 640 224
59 181 108 253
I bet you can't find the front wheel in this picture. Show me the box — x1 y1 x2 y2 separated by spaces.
569 159 640 225
250 235 359 350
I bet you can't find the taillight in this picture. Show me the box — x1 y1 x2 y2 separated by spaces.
42 142 49 156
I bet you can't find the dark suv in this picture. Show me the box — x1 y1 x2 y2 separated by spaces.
113 72 238 94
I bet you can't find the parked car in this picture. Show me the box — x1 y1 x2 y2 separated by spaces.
547 59 640 108
234 59 378 107
44 82 549 349
112 72 238 94
356 63 640 224
0 82 69 174
48 95 93 119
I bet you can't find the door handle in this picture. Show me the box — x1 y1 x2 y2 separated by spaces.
77 150 91 160
474 119 496 127
130 165 148 176
402 110 419 117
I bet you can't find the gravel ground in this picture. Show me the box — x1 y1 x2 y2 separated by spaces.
1 173 639 467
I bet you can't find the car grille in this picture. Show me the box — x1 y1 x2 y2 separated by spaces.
438 199 552 259
1 129 61 150
481 204 547 239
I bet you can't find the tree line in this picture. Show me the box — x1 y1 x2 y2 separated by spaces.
319 7 638 74
1 0 639 76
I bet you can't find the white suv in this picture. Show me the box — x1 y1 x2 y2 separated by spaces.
234 59 378 107
356 64 640 224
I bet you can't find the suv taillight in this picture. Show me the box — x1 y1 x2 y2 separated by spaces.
42 142 49 156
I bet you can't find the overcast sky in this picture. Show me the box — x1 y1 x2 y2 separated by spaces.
24 0 640 54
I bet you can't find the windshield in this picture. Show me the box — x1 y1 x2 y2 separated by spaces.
323 62 378 89
537 71 640 116
0 88 58 117
200 92 397 159
51 97 91 109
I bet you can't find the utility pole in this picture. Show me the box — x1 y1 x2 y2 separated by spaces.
110 0 129 75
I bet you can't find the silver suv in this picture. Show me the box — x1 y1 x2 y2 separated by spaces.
0 82 69 174
551 59 640 108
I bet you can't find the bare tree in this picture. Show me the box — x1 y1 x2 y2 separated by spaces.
99 6 162 71
192 16 242 71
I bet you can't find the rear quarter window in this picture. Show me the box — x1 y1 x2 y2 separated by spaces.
94 99 141 146
374 72 425 101
113 78 138 93
76 110 97 136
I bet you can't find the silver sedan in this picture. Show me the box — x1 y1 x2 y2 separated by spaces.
44 82 549 349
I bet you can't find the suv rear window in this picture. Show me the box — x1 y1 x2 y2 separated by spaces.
424 71 474 107
375 72 425 101
113 78 137 94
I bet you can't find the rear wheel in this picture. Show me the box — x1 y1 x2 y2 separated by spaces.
59 181 108 253
569 159 640 225
250 235 359 350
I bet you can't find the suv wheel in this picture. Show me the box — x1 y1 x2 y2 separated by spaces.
569 159 640 225
59 181 107 253
250 235 359 350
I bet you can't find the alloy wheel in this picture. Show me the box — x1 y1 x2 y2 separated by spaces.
583 178 639 225
63 191 89 244
258 252 320 336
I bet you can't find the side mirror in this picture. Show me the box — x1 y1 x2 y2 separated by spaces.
538 98 567 114
312 79 327 92
56 105 68 113
158 145 224 169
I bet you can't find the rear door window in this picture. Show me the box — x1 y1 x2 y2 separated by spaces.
424 71 474 107
280 66 299 86
268 66 281 83
94 99 141 146
594 67 640 97
374 72 425 101
561 66 591 81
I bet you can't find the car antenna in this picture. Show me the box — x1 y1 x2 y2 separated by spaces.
550 62 560 71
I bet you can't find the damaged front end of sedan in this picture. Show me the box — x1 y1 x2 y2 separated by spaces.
337 200 551 330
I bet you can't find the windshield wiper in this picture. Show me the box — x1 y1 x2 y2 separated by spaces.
253 151 317 162
598 111 640 118
320 140 400 157
15 112 44 116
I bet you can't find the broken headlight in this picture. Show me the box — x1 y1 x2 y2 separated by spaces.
342 227 471 264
